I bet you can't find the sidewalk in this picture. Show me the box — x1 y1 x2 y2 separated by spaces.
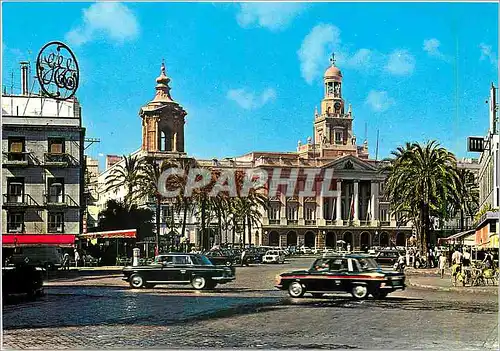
407 275 499 294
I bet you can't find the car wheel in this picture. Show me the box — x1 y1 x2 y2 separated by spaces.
191 276 207 290
351 285 369 300
288 281 305 298
129 274 145 289
311 293 324 298
371 290 388 299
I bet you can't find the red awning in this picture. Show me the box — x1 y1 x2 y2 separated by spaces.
78 229 137 239
2 234 76 247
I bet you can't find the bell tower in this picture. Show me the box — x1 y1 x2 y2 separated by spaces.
314 53 354 150
139 61 187 154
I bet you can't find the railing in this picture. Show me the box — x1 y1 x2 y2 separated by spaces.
343 220 352 226
3 194 40 207
325 220 334 225
359 220 370 226
44 193 79 207
3 151 39 166
7 223 25 233
305 220 316 225
44 153 76 165
287 219 298 225
379 221 390 226
269 219 280 224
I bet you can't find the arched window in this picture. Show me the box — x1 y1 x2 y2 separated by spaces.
159 127 173 151
160 131 166 151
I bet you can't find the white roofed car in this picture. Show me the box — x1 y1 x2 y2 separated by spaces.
262 250 285 264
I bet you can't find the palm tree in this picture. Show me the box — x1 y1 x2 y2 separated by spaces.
105 154 147 208
454 168 479 231
383 141 460 255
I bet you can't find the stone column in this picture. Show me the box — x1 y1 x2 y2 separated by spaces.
280 193 287 225
317 196 325 226
335 180 342 225
298 197 305 225
353 180 360 224
370 181 379 227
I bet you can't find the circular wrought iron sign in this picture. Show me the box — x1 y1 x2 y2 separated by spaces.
36 41 79 100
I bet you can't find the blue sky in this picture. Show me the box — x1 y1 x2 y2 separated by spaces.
3 2 498 170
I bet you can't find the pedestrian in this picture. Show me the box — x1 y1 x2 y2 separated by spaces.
439 254 447 279
74 248 80 268
62 253 70 270
451 248 463 266
240 249 247 267
347 243 351 253
483 251 493 269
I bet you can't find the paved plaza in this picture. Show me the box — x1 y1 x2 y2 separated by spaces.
3 257 499 350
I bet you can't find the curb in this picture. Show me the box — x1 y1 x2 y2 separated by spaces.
407 278 499 294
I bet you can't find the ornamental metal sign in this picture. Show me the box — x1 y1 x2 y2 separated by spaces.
36 41 79 100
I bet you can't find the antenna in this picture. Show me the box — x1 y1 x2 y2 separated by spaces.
375 129 380 161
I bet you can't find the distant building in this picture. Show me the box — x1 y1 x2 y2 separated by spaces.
1 62 85 244
84 156 100 230
474 83 499 249
97 57 413 251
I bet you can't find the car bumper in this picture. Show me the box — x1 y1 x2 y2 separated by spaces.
212 276 235 283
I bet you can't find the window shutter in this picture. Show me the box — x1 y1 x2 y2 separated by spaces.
50 142 63 154
10 141 23 153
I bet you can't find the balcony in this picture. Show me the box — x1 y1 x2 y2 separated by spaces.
379 221 390 226
44 194 79 207
287 219 298 225
305 220 316 225
2 152 38 167
7 223 25 234
3 194 41 207
268 219 280 225
44 153 76 167
359 220 370 226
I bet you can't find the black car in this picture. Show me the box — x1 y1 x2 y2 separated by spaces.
122 253 236 290
374 250 402 266
275 254 406 300
204 249 237 266
3 264 45 298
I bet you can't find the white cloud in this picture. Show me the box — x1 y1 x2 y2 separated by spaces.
298 24 341 84
385 49 415 75
423 38 447 61
365 90 395 112
479 43 498 67
227 88 276 110
65 2 139 46
236 3 306 31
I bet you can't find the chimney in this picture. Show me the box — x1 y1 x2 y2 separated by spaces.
20 61 29 95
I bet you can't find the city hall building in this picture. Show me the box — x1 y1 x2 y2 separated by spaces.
98 58 413 250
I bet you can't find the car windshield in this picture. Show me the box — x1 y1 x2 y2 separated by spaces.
191 255 214 266
357 257 379 271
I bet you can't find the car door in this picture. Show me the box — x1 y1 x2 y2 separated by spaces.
327 258 350 291
172 255 191 283
156 255 176 282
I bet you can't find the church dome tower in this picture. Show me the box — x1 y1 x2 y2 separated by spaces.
139 61 187 154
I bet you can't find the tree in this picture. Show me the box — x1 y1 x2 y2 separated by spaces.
452 168 479 231
105 155 147 208
383 141 461 255
97 200 154 242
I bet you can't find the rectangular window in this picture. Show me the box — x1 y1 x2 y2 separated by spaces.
305 205 316 220
286 204 298 220
8 137 25 161
490 222 497 234
7 212 24 233
268 205 280 220
335 131 343 145
48 178 64 203
48 138 65 154
7 178 24 203
48 212 64 233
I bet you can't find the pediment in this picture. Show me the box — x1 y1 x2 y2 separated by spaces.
322 155 377 172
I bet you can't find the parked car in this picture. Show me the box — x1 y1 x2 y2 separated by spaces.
3 264 45 298
299 246 313 254
275 254 406 300
374 250 402 266
11 246 63 270
122 253 235 290
204 249 236 266
262 250 286 264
